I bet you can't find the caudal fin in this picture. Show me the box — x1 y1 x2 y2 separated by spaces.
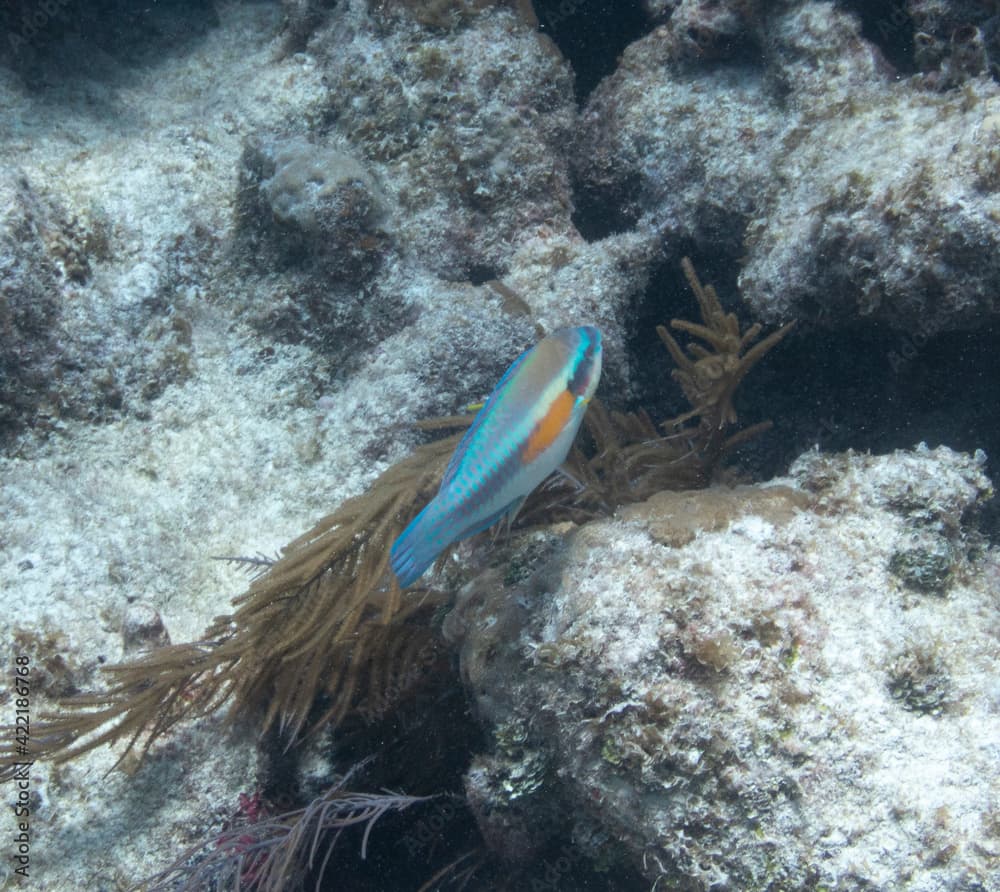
390 502 443 588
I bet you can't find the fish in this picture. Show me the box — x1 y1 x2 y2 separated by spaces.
390 325 603 588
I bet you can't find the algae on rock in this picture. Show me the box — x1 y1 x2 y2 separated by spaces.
445 445 996 890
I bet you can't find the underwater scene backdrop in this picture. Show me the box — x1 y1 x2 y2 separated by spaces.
0 1 998 890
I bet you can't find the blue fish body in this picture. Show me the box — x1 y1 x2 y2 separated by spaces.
391 326 603 588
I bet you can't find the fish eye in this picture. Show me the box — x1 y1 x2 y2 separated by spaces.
568 371 589 396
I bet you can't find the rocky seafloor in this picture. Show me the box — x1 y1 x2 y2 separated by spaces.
0 1 998 890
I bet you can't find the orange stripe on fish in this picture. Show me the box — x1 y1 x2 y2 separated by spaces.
522 388 576 463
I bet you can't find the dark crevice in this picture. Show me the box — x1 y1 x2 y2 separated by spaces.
571 171 642 242
535 0 650 102
467 264 500 286
744 323 1000 487
1 0 222 78
310 676 647 891
840 0 916 75
311 680 486 891
625 246 739 422
627 258 1000 531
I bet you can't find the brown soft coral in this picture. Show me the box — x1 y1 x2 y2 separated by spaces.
658 257 795 430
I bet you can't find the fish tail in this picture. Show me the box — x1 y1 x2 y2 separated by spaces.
390 499 446 588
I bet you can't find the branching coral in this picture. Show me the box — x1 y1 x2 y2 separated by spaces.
659 257 795 431
0 259 792 793
522 258 794 522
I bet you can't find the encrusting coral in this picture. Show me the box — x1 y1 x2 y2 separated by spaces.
448 444 996 890
0 260 792 886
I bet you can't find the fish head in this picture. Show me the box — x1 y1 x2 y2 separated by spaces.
554 325 602 408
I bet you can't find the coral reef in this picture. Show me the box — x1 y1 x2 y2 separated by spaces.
0 174 71 435
444 445 997 890
1 258 788 888
0 171 199 440
277 0 335 57
2 0 998 888
237 135 387 281
642 0 765 62
232 133 398 356
313 1 576 281
573 1 1000 335
6 259 781 768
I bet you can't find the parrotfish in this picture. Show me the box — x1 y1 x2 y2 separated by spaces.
391 325 603 588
